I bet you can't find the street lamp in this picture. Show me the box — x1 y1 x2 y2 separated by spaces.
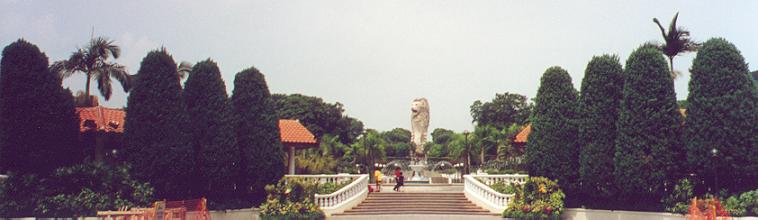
711 148 719 194
463 130 470 175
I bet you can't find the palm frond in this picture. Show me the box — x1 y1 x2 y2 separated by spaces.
96 68 113 100
88 36 120 60
107 64 132 92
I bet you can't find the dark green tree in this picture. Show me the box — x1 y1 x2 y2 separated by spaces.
231 67 285 206
123 49 192 200
182 59 237 207
615 45 683 209
524 66 579 200
0 39 80 174
685 38 758 193
271 94 364 144
470 92 532 129
577 55 624 206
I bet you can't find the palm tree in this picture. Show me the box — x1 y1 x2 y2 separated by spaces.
653 12 700 79
51 37 131 103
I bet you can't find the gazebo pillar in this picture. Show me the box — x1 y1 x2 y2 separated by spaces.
288 145 296 175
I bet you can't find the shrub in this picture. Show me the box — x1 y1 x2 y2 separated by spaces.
503 177 565 220
0 162 154 217
489 181 519 194
524 67 579 203
615 44 684 209
686 38 758 193
663 178 694 214
723 190 758 217
259 179 325 220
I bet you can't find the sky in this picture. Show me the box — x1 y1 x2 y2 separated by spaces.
1 1 757 132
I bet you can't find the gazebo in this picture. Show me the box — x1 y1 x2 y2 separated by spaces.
278 119 319 174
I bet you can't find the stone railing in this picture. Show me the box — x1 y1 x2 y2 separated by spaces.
471 174 528 185
463 174 527 213
284 173 359 184
285 174 369 217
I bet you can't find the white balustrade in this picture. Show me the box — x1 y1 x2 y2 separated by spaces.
471 174 528 185
284 174 369 216
463 174 527 213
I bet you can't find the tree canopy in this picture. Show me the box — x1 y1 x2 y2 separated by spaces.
271 94 364 144
470 92 532 129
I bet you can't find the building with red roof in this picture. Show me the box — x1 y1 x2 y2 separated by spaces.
278 119 319 174
76 105 126 161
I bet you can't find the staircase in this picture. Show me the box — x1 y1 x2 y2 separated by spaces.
334 192 497 216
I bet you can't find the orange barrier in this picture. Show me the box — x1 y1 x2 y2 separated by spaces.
97 198 210 220
687 197 730 220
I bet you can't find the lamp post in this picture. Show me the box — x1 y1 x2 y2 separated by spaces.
463 130 470 175
711 148 719 194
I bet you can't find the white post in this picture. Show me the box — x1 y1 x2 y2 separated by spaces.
288 145 296 175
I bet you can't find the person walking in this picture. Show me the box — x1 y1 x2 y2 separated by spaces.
394 172 405 192
393 167 401 191
373 168 382 192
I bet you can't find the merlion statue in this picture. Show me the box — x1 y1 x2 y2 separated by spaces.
410 98 430 158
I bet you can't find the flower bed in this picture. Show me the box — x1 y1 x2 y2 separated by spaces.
259 179 325 220
502 177 565 220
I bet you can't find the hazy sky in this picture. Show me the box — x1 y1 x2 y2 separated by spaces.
1 1 757 132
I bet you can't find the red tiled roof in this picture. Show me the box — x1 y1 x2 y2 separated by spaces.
279 119 318 145
76 106 125 133
514 124 530 143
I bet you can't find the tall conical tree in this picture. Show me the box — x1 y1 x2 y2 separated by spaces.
182 59 237 206
577 55 624 205
686 38 758 193
123 49 192 199
525 66 580 198
231 67 285 206
0 39 80 174
615 44 683 208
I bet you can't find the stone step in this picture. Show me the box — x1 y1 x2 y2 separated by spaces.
364 197 466 201
349 207 485 211
338 210 498 216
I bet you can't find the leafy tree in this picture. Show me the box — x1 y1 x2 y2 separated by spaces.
182 59 237 206
50 37 131 102
496 124 523 160
524 66 579 199
470 92 532 129
348 130 385 176
685 38 758 193
615 45 684 209
271 94 364 144
381 128 411 157
653 12 700 78
472 125 500 164
123 49 192 200
0 39 80 174
231 67 286 206
577 55 624 205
